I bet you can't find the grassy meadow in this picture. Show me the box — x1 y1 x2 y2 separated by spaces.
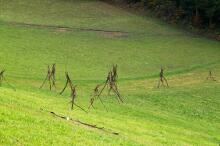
0 0 220 145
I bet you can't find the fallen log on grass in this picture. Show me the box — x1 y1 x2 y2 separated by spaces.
40 108 119 135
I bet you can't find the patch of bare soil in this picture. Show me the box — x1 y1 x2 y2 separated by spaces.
56 28 69 32
100 31 129 38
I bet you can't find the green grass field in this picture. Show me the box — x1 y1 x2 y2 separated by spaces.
0 0 220 145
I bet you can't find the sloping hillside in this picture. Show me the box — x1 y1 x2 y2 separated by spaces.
0 0 220 145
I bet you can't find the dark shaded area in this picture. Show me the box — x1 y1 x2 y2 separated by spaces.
103 0 220 30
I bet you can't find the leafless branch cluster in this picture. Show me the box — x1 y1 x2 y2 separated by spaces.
157 67 169 88
88 65 123 112
60 72 87 113
206 70 216 81
40 64 56 90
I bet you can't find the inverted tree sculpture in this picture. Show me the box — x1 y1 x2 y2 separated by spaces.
206 70 216 81
88 65 123 111
157 67 169 88
112 64 118 82
40 64 56 90
0 70 5 86
88 84 107 111
0 70 16 91
60 72 73 95
60 72 87 113
99 67 123 102
88 84 100 109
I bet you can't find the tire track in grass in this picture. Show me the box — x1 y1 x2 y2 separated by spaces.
3 21 130 34
1 21 201 38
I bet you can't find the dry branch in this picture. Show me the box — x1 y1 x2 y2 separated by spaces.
40 108 119 135
88 84 108 111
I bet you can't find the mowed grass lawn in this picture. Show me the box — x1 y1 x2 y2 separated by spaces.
0 0 220 145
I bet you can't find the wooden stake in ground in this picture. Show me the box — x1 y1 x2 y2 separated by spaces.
60 72 87 113
40 64 56 90
206 70 216 81
0 70 16 91
157 67 169 88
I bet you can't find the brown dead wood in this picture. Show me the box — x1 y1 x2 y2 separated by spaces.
157 67 169 88
60 72 87 113
206 70 216 81
40 64 56 90
40 108 119 135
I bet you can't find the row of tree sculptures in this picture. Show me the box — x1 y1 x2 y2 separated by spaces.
39 64 86 112
157 68 217 88
0 65 217 112
39 64 123 112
